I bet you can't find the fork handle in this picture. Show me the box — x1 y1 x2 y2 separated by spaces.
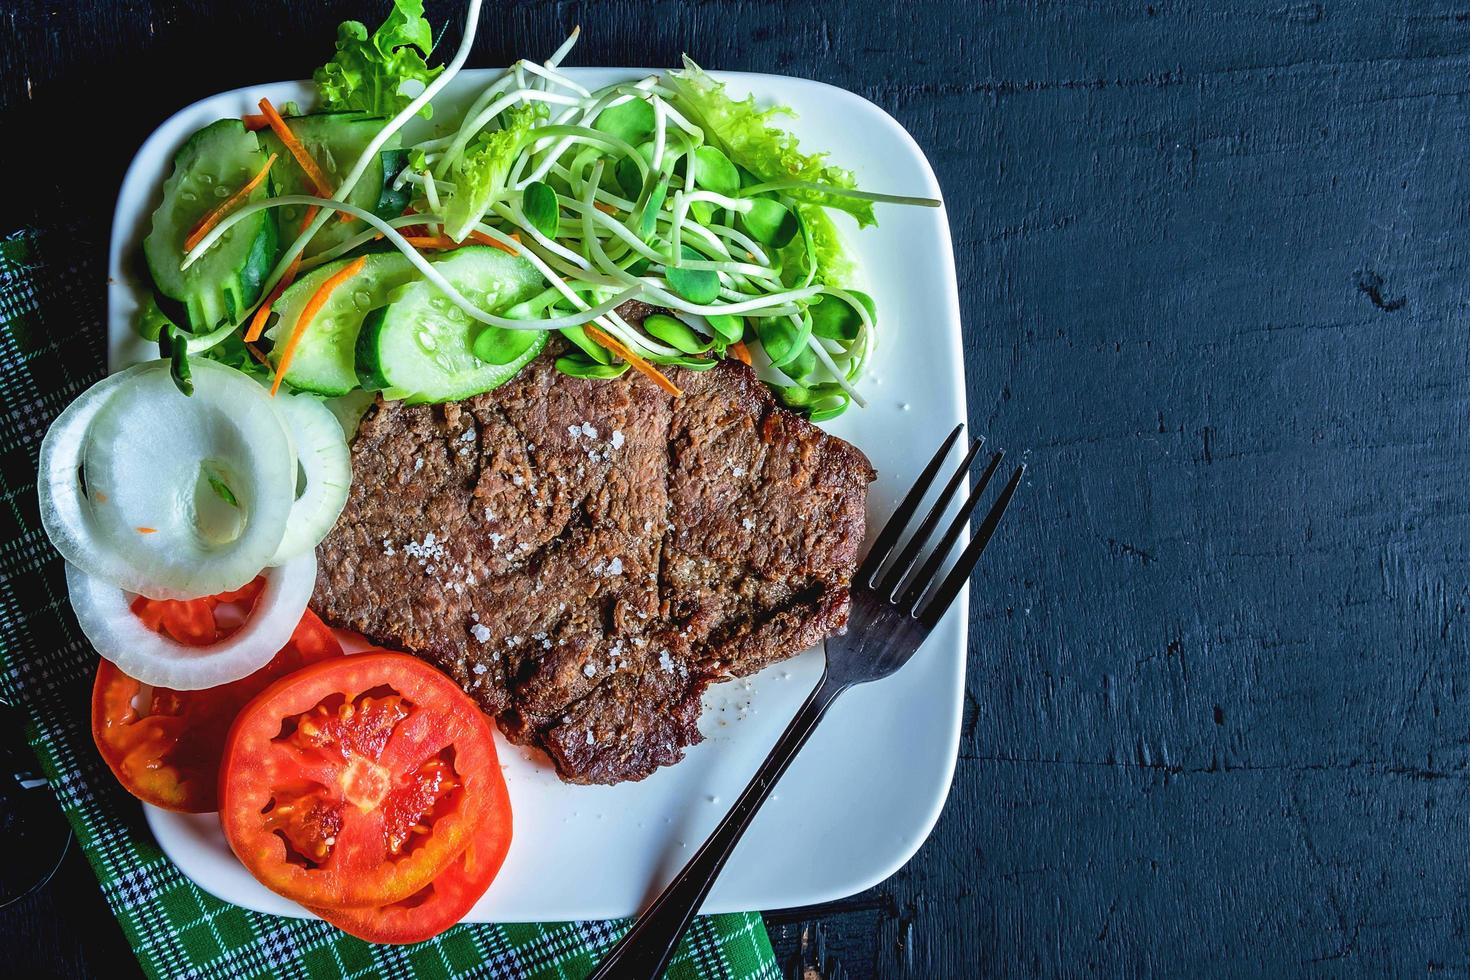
588 671 847 980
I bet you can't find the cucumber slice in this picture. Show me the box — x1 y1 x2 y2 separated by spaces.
261 112 406 258
266 252 418 396
355 246 548 403
144 120 278 333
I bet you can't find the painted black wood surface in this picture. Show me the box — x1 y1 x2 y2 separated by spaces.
4 1 1470 976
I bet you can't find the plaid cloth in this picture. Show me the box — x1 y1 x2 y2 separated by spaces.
0 229 781 980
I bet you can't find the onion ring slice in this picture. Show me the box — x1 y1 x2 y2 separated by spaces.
65 552 317 690
268 391 351 565
40 359 295 599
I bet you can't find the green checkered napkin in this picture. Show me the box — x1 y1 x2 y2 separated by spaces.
0 229 781 980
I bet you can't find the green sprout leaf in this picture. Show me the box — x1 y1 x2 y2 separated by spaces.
643 314 712 355
473 326 540 366
755 314 811 369
555 354 630 379
704 313 745 343
665 246 721 304
740 198 800 248
783 344 818 382
522 181 560 239
810 290 874 342
692 145 740 195
560 326 612 364
593 98 656 145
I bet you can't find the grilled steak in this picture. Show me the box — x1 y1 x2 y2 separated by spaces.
313 327 874 784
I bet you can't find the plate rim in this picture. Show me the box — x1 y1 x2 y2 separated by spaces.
114 65 968 920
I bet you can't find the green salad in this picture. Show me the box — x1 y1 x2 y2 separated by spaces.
146 0 938 421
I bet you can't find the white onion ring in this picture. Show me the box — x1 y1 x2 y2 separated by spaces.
40 359 295 600
268 392 352 565
65 552 317 690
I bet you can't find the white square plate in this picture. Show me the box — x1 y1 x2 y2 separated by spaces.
106 67 965 921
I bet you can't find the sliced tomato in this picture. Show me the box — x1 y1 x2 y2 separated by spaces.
308 773 512 944
219 652 503 910
91 604 343 812
127 577 264 644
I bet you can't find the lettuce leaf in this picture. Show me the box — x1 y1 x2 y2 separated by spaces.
314 0 442 119
779 204 856 288
666 57 877 228
442 104 545 242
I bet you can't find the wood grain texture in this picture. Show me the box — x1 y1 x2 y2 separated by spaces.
4 1 1470 977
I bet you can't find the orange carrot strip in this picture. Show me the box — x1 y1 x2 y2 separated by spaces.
136 527 158 534
593 201 618 215
401 231 520 256
242 113 270 131
184 153 278 252
244 207 319 343
729 341 752 365
584 324 682 397
402 235 457 249
257 99 332 195
467 229 519 255
271 256 367 396
257 98 352 222
244 258 299 342
244 341 271 369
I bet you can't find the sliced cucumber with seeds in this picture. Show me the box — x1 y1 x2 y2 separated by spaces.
261 112 407 258
145 120 278 333
355 246 547 403
265 252 418 395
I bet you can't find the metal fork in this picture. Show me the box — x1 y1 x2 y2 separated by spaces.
589 424 1024 980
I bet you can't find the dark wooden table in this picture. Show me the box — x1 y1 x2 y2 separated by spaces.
5 1 1470 976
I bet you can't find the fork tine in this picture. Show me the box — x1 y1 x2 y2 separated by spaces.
895 450 1004 607
877 437 986 596
914 463 1025 627
856 423 964 588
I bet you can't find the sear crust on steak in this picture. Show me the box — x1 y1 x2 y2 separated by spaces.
313 329 874 784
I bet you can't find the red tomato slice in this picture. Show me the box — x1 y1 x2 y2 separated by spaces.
308 774 512 944
91 604 343 812
219 652 503 910
127 577 264 644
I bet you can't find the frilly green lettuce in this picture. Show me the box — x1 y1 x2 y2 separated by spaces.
313 0 442 119
442 104 545 242
665 57 877 229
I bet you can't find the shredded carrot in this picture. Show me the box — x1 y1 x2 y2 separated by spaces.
593 201 619 216
584 324 682 397
401 235 458 249
94 491 108 503
184 152 278 252
470 230 523 257
271 256 367 396
402 232 519 256
730 341 752 365
257 98 351 223
244 261 296 342
468 229 519 255
244 207 319 343
242 113 270 131
136 527 158 534
244 341 271 369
